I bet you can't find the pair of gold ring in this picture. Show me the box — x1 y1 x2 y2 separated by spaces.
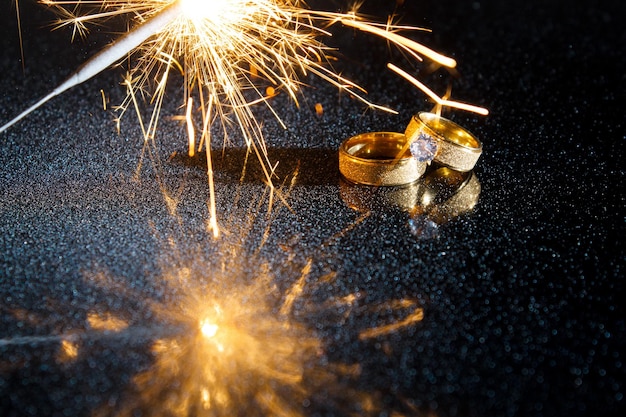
339 112 482 186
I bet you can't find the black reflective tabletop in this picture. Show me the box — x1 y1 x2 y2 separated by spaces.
1 1 624 416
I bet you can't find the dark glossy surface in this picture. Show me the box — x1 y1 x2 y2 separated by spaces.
1 1 624 416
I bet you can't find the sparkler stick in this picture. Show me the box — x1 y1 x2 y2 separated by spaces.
0 3 182 134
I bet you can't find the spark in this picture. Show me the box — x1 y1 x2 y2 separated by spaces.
388 62 489 115
341 18 457 69
185 96 195 157
13 0 26 71
87 311 130 332
358 300 424 340
100 88 108 110
58 339 80 362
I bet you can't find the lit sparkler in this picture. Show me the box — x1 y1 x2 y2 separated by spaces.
4 0 459 134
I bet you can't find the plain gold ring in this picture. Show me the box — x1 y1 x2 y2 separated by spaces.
404 112 482 172
339 132 427 186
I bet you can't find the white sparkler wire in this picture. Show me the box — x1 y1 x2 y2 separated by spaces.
0 3 182 134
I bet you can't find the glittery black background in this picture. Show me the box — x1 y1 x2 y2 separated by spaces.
0 1 624 416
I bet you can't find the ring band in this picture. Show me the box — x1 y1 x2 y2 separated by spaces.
404 112 482 172
339 132 427 186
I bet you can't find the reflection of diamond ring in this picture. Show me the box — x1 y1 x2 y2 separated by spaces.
405 112 482 172
408 167 481 239
414 167 481 222
338 132 427 186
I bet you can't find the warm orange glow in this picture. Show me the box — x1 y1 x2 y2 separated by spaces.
23 0 482 235
124 262 322 416
180 0 225 22
57 339 79 362
87 312 129 332
200 319 219 338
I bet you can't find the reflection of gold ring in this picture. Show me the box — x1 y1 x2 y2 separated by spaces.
404 112 482 172
338 132 426 186
339 178 425 212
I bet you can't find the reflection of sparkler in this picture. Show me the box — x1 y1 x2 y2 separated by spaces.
106 250 425 416
96 183 426 415
0 184 428 416
1 0 480 237
121 262 322 417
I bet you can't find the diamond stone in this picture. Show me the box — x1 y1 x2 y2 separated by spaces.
409 132 438 163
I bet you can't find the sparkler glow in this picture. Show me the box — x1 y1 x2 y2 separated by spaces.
1 0 461 138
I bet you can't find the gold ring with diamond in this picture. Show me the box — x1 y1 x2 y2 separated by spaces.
339 132 427 186
404 112 482 172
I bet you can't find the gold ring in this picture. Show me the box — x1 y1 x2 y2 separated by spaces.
404 112 482 172
338 132 427 186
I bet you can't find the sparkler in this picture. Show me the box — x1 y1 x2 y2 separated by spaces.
0 0 459 135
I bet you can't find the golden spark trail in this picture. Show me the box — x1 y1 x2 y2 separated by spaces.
388 63 489 115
